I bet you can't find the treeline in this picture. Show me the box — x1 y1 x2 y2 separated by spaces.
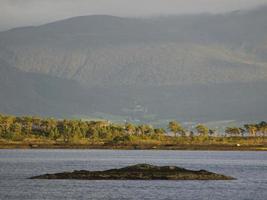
0 113 266 144
168 121 267 137
0 114 165 143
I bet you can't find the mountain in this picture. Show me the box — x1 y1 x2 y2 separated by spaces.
0 7 267 123
0 59 98 117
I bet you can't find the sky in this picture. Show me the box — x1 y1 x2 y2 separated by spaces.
1 0 267 31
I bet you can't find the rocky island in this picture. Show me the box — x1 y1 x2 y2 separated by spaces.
30 164 235 180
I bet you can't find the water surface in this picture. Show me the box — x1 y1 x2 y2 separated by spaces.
0 150 266 200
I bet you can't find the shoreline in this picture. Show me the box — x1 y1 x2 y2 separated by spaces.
0 143 266 151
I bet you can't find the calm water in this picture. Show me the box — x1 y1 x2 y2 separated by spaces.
0 150 266 200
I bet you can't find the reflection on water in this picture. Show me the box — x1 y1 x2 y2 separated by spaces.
0 150 266 200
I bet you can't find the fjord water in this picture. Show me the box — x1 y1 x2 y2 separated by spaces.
0 150 266 200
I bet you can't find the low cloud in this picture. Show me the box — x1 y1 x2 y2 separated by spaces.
1 0 267 31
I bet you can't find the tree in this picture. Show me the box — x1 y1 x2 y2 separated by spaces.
244 124 257 137
9 122 22 140
225 127 242 137
49 127 60 140
78 120 88 138
22 121 32 135
152 128 166 140
154 128 165 135
61 120 73 143
195 124 209 137
257 121 267 136
208 129 216 136
86 127 99 141
138 124 153 135
0 116 15 138
125 123 136 135
168 121 185 137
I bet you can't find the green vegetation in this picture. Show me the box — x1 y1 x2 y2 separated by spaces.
0 113 266 149
168 121 185 137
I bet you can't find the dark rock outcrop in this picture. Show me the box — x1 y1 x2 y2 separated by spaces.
30 164 235 180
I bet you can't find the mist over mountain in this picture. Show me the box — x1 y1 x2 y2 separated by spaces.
0 59 101 117
0 7 267 123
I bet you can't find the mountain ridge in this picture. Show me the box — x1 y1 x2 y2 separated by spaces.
0 7 267 122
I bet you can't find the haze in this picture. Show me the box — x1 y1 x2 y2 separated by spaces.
1 0 267 31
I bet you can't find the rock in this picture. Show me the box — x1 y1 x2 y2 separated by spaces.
30 164 235 180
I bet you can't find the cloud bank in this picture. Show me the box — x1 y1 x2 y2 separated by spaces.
1 0 267 31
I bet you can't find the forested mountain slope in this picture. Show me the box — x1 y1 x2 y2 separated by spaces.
0 59 97 117
0 7 267 122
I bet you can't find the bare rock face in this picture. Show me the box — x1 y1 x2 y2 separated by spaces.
30 164 235 180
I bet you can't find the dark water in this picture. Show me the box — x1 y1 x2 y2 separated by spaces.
0 150 266 200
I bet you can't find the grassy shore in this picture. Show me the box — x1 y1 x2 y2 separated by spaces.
1 140 266 151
